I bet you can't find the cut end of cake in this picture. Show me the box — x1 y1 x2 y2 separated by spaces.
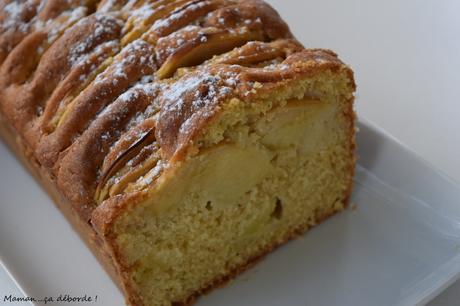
92 62 355 306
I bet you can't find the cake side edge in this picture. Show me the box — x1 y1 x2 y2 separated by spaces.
0 112 133 304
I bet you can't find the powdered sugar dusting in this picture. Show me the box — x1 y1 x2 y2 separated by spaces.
130 3 156 21
37 6 88 44
156 25 202 62
121 82 163 130
68 14 122 66
2 1 29 32
158 70 236 144
97 0 124 13
1 0 39 37
94 39 156 86
135 159 165 187
151 1 208 33
165 74 215 113
66 40 120 89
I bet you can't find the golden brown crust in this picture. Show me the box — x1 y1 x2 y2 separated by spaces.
36 38 157 167
90 48 355 232
0 111 126 298
1 13 124 144
56 84 161 220
0 1 356 305
0 0 41 64
157 49 354 161
0 0 297 216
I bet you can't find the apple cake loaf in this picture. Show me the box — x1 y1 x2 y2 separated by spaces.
0 0 356 305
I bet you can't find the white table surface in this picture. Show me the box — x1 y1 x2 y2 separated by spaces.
1 0 459 305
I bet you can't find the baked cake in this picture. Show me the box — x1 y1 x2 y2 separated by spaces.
0 0 356 305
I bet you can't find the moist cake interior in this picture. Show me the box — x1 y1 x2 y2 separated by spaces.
110 74 354 305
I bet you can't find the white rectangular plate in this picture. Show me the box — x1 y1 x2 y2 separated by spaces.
1 120 460 306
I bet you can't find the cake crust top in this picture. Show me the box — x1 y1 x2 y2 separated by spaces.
0 0 355 222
